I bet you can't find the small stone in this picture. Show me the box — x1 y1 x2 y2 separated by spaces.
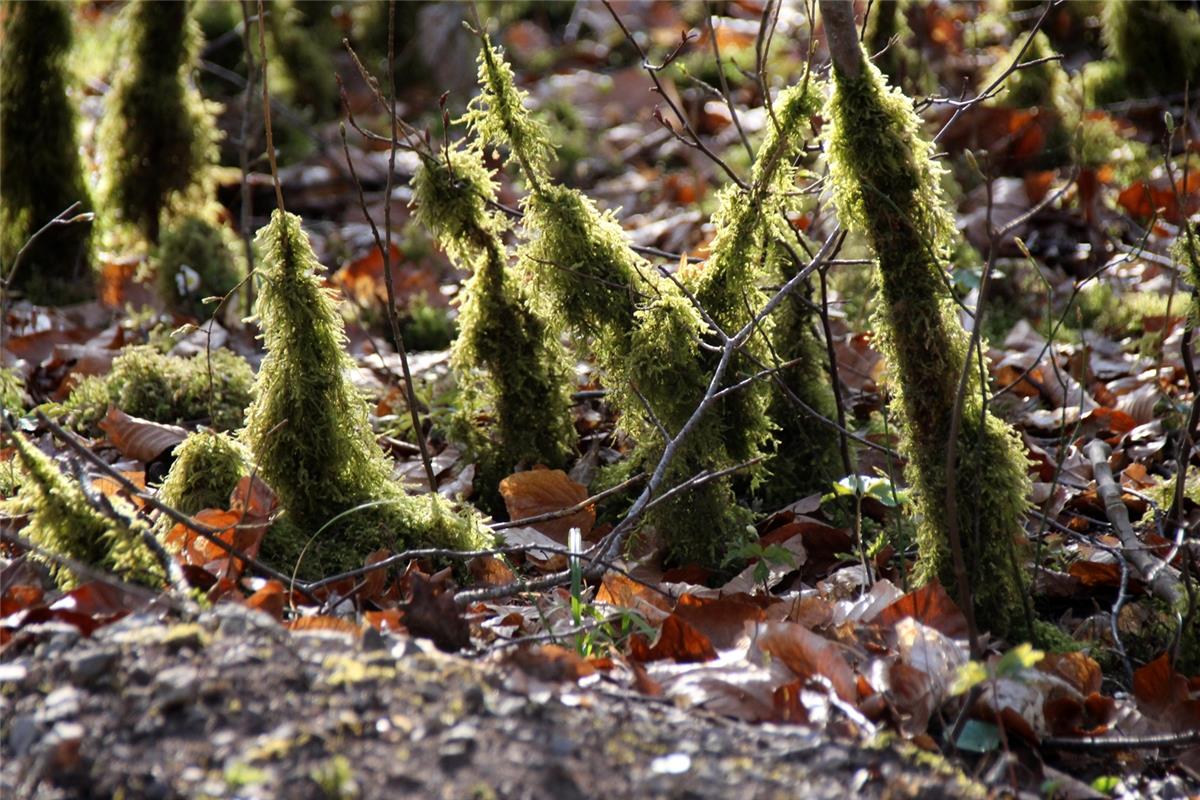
6 714 41 756
154 665 200 709
37 686 82 724
67 647 119 686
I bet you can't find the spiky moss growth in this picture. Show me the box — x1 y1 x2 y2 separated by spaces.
1175 222 1199 323
64 345 254 432
158 430 248 516
1085 0 1200 105
97 0 219 242
242 210 488 577
863 0 934 97
467 38 761 565
2 368 26 416
4 429 162 589
683 83 841 504
154 213 247 319
412 145 575 513
265 0 340 121
825 55 1032 637
0 0 94 304
984 31 1066 111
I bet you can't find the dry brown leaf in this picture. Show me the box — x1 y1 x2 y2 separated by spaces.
98 407 186 463
754 621 857 703
499 469 594 541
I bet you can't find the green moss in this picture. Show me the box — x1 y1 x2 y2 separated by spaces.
400 294 456 352
265 0 340 121
1174 221 1199 324
1 368 26 416
158 430 248 515
4 429 162 589
984 31 1065 110
97 0 219 242
412 145 575 513
241 210 488 577
1069 282 1171 339
825 52 1032 637
155 213 247 319
0 0 94 304
864 0 934 97
63 345 254 432
1098 0 1200 100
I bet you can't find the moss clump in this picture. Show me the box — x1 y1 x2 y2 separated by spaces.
241 210 488 577
97 0 219 242
468 38 766 566
1174 221 1199 323
1085 0 1200 105
158 430 248 515
64 345 254 432
825 53 1032 637
412 145 575 512
0 0 94 304
154 213 247 319
4 429 162 589
2 368 26 416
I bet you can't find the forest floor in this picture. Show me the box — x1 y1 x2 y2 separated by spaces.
2 605 982 800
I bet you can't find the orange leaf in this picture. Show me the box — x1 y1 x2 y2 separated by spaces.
755 621 857 703
877 582 969 640
673 593 766 651
499 469 594 541
98 407 186 462
287 616 362 636
506 644 597 682
245 580 286 621
629 614 717 663
1039 651 1102 696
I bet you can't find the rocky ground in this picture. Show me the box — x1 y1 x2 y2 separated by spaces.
0 604 986 800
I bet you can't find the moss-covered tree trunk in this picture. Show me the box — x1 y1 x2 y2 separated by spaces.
98 0 218 242
821 0 1032 637
0 0 93 304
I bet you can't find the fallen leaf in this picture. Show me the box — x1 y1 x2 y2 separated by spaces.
754 621 857 703
499 469 594 541
98 407 186 463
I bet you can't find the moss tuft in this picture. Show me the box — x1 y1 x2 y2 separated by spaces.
154 213 247 319
97 0 220 242
241 210 488 577
1098 0 1200 101
2 368 26 416
265 0 340 121
864 0 934 97
0 0 94 304
64 345 254 432
158 430 248 516
412 145 575 512
5 429 162 589
825 52 1032 637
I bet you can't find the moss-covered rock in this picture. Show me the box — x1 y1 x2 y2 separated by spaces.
97 0 219 242
154 213 247 319
412 145 575 513
64 345 254 432
241 210 488 577
4 429 162 589
825 51 1032 637
157 430 248 516
0 0 94 304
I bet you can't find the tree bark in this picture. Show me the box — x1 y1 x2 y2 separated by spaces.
819 0 863 78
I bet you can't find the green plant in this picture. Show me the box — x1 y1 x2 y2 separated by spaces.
1 368 25 416
0 0 94 304
412 143 575 512
97 0 219 242
1084 0 1200 105
241 210 488 577
723 541 798 594
63 345 254 432
154 212 247 319
825 44 1033 636
3 428 161 589
157 430 248 516
400 294 456 352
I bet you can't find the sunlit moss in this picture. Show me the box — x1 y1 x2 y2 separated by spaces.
63 345 254 432
0 0 94 304
983 31 1066 111
1174 222 1199 324
4 429 162 589
158 430 248 516
826 52 1032 637
241 210 488 577
265 0 340 121
1 368 25 416
1070 282 1170 339
1098 0 1200 101
412 145 575 513
155 212 247 319
97 0 220 242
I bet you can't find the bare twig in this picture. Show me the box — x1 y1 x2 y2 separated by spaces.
255 0 284 213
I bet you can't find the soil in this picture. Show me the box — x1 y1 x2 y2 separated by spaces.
1 604 982 799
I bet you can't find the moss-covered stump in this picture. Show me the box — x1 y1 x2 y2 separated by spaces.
412 146 575 514
0 0 94 304
3 429 162 590
241 211 488 577
63 346 254 432
154 213 247 319
825 52 1032 637
98 0 219 242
